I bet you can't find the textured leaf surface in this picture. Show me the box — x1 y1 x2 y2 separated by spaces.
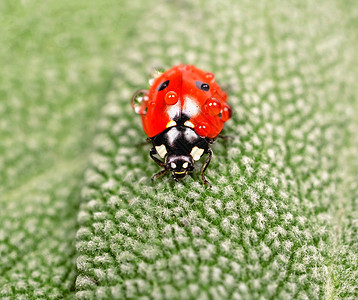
0 1 145 298
75 0 358 299
1 0 357 299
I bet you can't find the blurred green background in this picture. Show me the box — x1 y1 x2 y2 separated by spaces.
0 0 357 299
0 1 148 298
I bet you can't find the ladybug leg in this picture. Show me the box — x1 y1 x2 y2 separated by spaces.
217 135 234 141
152 169 168 180
172 174 179 182
150 148 168 180
149 148 165 167
200 148 213 188
136 137 152 147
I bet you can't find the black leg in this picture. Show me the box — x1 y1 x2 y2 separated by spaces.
217 135 234 141
149 148 165 167
136 137 152 147
152 168 168 180
201 148 213 187
172 174 179 182
208 135 234 144
150 148 168 180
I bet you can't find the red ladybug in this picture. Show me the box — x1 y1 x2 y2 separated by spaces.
131 64 232 186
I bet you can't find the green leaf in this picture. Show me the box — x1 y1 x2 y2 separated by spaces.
0 1 146 298
75 1 358 299
1 0 357 299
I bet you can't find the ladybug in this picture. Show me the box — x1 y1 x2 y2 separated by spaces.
131 64 232 186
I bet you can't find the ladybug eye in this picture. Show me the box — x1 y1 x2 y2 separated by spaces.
157 80 169 91
195 81 210 91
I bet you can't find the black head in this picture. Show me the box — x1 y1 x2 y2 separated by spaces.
166 154 194 181
152 125 210 182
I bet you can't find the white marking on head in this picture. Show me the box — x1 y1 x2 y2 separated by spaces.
171 162 177 169
182 162 189 168
149 78 155 86
167 101 181 119
155 145 167 159
183 96 200 118
184 120 195 128
166 120 177 128
190 146 204 161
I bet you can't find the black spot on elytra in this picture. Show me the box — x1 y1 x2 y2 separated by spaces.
195 81 210 91
157 80 169 91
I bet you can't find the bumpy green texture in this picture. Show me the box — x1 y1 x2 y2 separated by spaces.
1 0 357 299
75 0 358 299
0 1 146 298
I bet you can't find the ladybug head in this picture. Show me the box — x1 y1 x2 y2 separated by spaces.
166 154 194 181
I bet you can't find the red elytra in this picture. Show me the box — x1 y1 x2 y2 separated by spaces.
137 64 232 139
164 91 179 105
205 97 222 116
131 64 232 186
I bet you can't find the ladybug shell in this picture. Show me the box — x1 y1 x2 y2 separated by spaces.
141 64 231 139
